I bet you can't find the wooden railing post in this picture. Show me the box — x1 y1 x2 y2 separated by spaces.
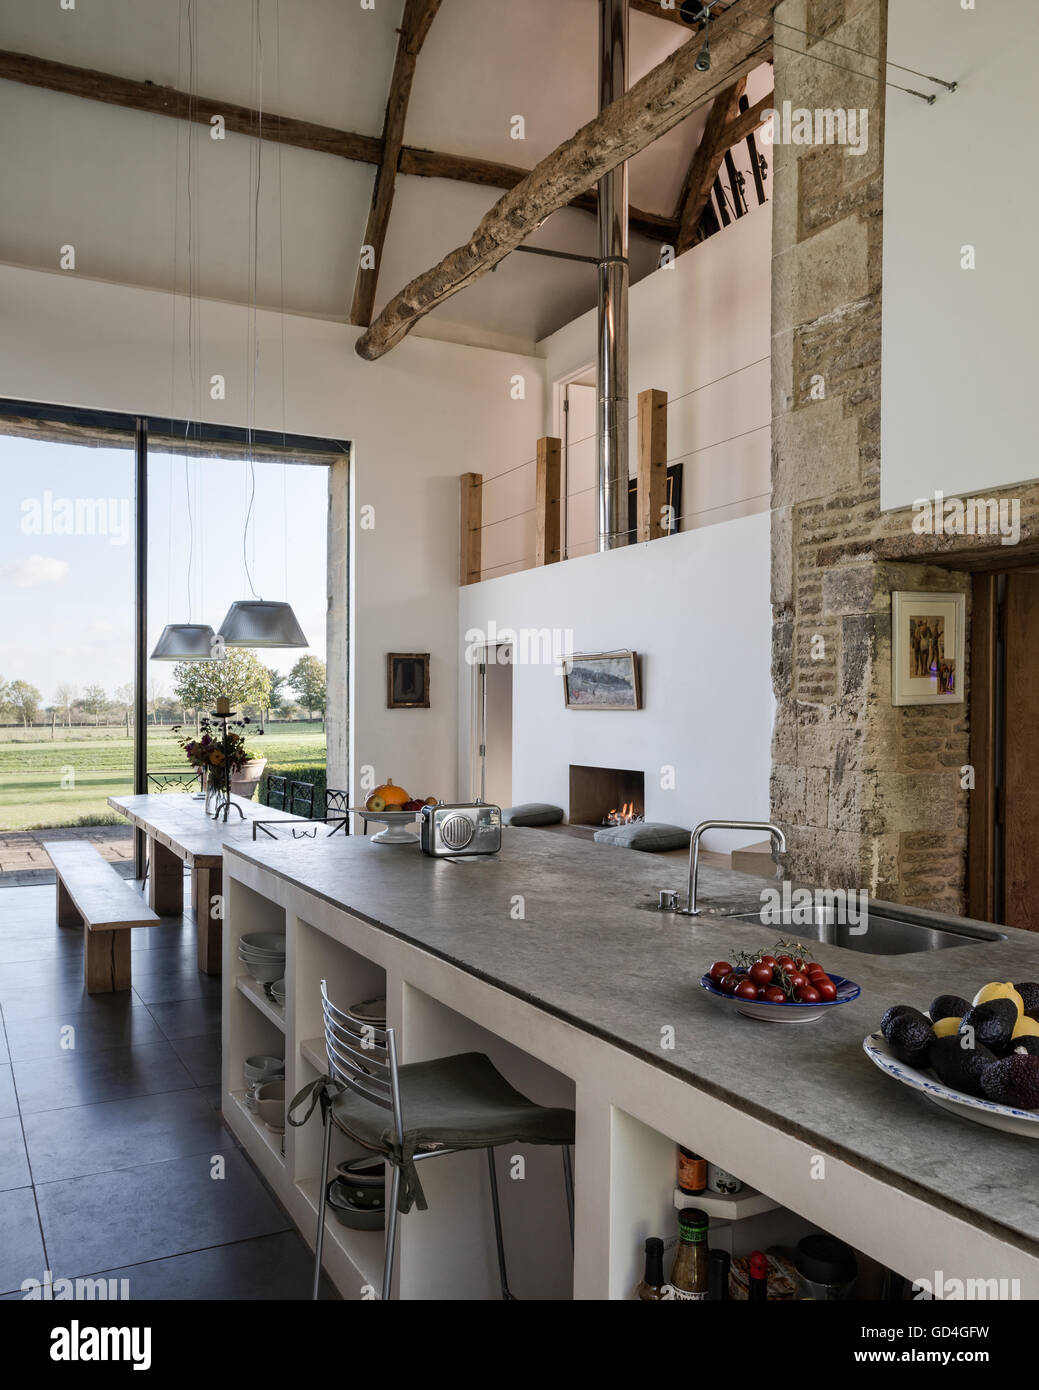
535 436 562 566
637 388 668 542
460 472 482 585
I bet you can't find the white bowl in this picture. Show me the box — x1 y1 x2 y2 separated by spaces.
240 933 286 954
244 1055 284 1083
241 958 285 985
254 1078 286 1133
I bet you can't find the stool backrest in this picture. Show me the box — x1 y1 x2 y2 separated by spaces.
266 774 287 810
324 786 349 833
320 980 403 1146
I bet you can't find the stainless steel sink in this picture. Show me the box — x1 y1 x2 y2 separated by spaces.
725 899 1007 955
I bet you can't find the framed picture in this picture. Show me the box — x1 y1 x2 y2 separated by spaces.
387 653 430 709
891 592 965 705
563 652 641 710
626 463 683 540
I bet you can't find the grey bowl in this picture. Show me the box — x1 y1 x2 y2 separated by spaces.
327 1179 385 1230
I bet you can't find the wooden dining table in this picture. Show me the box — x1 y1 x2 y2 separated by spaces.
108 793 301 974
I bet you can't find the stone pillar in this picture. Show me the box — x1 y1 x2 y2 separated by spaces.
769 0 970 909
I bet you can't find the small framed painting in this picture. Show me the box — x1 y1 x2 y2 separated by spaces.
387 653 430 709
891 592 965 705
563 652 641 710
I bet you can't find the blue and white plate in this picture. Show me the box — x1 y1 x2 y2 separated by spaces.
863 1032 1039 1139
699 972 861 1023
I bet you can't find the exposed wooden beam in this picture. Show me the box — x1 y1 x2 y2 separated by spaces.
459 473 483 586
535 438 562 566
673 76 747 253
721 88 773 148
356 0 775 360
0 49 384 162
350 0 442 328
0 50 677 246
637 389 668 543
400 147 677 240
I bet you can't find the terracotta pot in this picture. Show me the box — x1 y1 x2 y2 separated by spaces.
230 757 267 799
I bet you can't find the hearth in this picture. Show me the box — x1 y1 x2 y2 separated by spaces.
569 764 646 828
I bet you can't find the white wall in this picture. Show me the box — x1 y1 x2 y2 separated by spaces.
477 202 773 576
881 0 1039 509
0 263 544 807
458 511 774 851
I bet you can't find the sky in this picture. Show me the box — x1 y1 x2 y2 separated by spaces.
0 433 329 709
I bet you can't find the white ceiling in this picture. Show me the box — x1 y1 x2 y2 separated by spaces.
0 0 772 350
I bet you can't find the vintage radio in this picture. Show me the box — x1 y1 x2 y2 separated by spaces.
419 800 502 857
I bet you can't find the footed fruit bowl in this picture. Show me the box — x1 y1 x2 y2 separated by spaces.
700 972 860 1022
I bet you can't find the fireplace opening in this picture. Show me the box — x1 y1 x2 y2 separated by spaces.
569 764 646 828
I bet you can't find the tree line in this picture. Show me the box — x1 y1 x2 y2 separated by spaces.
0 653 327 729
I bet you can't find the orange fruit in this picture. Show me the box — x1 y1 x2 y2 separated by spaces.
373 779 409 807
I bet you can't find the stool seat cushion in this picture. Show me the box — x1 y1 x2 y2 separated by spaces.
329 1051 574 1212
502 802 564 826
593 821 690 851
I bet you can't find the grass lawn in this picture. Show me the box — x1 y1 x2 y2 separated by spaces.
0 721 326 830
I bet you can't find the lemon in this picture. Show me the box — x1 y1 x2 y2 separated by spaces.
1012 1016 1039 1040
973 981 1025 1018
931 1015 962 1038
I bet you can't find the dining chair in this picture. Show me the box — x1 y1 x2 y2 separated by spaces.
324 787 349 833
291 981 575 1301
266 774 288 810
289 780 316 818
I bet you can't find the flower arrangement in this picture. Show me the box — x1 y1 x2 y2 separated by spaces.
173 718 262 778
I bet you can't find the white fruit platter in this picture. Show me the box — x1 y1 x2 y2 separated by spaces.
863 1032 1039 1139
348 806 421 845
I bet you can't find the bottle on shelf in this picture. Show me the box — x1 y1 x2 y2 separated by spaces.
708 1248 730 1300
748 1250 769 1301
633 1236 666 1301
677 1145 706 1195
669 1207 710 1299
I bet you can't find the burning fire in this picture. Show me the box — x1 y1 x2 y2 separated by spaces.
605 802 643 826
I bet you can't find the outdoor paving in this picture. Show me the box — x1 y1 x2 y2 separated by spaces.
0 827 132 881
0 880 336 1301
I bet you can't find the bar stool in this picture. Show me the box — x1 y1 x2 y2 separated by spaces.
324 787 349 833
266 774 287 810
290 980 575 1301
289 779 315 818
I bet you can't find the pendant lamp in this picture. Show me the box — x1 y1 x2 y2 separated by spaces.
151 458 219 660
218 599 308 648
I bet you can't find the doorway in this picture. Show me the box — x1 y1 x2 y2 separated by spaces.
472 643 513 808
969 569 1039 929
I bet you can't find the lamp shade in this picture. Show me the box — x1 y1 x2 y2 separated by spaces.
218 600 308 648
150 623 219 661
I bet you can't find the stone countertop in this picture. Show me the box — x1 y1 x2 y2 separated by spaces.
225 826 1039 1262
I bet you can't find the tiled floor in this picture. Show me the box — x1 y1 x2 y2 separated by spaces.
0 880 334 1300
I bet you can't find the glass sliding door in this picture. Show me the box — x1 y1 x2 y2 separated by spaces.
0 420 136 863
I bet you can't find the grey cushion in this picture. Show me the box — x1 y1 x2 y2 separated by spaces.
593 821 690 852
502 803 564 827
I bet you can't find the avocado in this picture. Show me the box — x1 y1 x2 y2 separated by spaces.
887 1010 935 1068
959 999 1018 1056
929 1034 996 1097
881 1003 922 1043
1011 1037 1039 1059
980 1054 1039 1110
929 993 971 1024
1015 982 1039 1023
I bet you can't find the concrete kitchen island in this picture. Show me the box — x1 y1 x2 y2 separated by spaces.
222 828 1039 1300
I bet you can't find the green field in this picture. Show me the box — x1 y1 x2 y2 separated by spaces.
0 721 326 830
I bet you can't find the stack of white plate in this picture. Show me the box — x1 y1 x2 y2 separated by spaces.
269 978 286 1007
238 932 286 984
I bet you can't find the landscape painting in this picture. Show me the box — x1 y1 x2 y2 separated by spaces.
563 652 640 711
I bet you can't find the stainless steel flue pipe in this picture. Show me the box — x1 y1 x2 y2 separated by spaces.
596 0 630 552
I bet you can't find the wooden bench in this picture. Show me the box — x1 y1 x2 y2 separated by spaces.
45 841 160 994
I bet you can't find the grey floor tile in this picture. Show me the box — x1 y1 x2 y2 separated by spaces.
36 1147 289 1274
0 1186 46 1296
169 1033 221 1087
4 1004 165 1063
0 1115 31 1192
130 970 207 1006
74 1232 337 1300
13 1040 194 1115
0 1029 8 1067
0 978 140 1023
0 1064 17 1119
24 1088 225 1184
198 1083 223 1111
0 952 85 989
146 996 222 1041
